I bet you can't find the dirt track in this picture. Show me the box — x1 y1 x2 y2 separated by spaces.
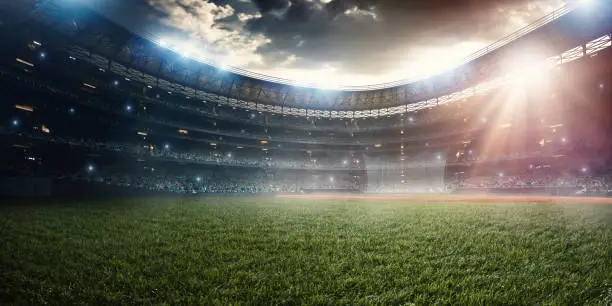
277 194 612 204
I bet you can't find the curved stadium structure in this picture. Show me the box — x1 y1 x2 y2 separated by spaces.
1 0 612 196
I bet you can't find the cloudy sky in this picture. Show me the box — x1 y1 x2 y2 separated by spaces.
94 0 565 87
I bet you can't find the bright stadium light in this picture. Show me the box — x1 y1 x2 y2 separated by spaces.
113 80 119 86
343 160 348 165
196 176 202 182
498 172 504 177
39 52 46 59
505 52 553 86
87 164 95 172
68 107 75 114
164 144 170 150
12 119 19 126
581 167 588 173
125 104 132 111
217 61 229 71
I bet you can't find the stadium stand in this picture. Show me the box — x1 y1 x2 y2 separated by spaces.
0 1 611 197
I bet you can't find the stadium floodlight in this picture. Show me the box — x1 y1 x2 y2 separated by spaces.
217 62 229 71
505 52 553 87
227 152 232 158
32 40 42 46
125 105 132 111
39 52 46 59
68 107 75 114
164 144 170 150
87 165 94 172
498 172 504 177
581 167 588 173
343 160 348 165
12 119 19 126
113 80 119 86
196 176 202 182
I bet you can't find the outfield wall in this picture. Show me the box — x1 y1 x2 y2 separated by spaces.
0 177 53 197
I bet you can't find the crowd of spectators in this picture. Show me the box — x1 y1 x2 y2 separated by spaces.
452 173 611 193
73 172 300 194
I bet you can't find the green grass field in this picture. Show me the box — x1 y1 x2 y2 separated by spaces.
1 196 611 305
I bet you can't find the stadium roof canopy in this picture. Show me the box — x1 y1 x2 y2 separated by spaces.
1 0 612 112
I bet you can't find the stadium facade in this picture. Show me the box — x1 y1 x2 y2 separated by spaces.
0 0 611 196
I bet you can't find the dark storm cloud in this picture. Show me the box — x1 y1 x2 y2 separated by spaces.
241 0 562 74
250 0 291 14
122 0 562 84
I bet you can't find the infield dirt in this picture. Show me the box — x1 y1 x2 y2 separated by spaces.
277 193 612 204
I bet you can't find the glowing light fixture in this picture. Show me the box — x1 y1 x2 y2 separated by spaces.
15 105 33 112
16 58 34 67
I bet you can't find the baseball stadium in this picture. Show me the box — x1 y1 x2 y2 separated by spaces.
0 0 611 304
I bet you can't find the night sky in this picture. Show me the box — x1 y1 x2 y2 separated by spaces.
93 0 564 86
